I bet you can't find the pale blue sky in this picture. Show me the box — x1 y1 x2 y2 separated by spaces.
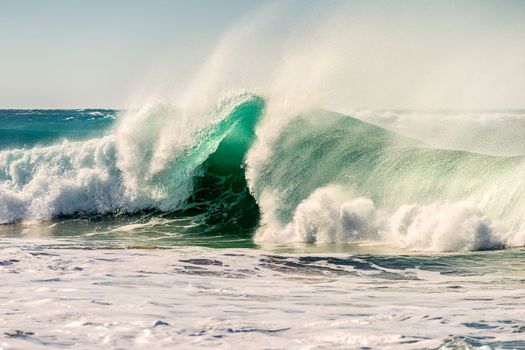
1 1 524 109
0 0 263 108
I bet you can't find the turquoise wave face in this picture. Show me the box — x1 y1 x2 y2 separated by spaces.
1 99 525 251
138 95 265 210
255 110 525 222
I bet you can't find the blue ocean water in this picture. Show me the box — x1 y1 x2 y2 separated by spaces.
0 109 116 149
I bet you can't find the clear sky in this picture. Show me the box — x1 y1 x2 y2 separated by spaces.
0 0 261 108
1 0 524 109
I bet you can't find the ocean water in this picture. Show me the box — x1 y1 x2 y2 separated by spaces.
1 101 525 349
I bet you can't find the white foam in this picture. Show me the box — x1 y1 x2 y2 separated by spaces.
385 202 505 252
0 136 125 223
255 185 518 252
260 186 377 244
1 239 524 349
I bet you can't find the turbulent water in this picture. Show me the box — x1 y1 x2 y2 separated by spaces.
1 97 525 252
1 98 525 349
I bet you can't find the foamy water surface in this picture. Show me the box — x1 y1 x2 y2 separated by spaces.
1 238 524 349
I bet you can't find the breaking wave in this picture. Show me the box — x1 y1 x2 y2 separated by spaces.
1 95 525 252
